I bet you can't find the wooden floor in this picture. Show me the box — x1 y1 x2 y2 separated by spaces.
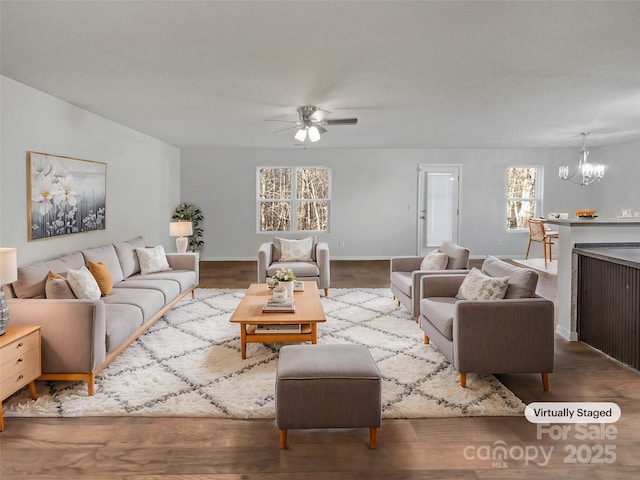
2 260 639 479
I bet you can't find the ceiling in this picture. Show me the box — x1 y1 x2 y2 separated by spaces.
1 1 639 149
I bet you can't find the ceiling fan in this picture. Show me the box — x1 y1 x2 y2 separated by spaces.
270 105 358 144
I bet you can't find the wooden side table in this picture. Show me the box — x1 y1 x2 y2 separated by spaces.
0 325 41 431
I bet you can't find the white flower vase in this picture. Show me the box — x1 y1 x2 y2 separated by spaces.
280 281 294 299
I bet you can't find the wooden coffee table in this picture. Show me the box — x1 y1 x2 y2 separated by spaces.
230 282 326 359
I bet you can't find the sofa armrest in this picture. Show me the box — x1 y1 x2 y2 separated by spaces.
166 252 200 285
257 242 273 283
390 257 423 273
316 242 330 288
454 298 555 373
6 298 107 374
419 274 467 298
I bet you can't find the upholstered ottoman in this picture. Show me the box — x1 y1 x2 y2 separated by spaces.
275 344 382 449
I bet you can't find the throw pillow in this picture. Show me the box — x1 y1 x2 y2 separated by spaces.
420 250 448 271
481 255 538 299
136 245 172 275
66 266 102 300
456 267 509 301
278 237 313 262
88 261 113 296
45 271 76 299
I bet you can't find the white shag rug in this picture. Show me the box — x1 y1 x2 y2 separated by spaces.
4 288 526 419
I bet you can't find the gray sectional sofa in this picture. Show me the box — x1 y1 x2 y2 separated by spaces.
4 237 199 395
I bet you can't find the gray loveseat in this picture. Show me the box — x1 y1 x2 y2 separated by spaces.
5 237 199 395
419 256 554 390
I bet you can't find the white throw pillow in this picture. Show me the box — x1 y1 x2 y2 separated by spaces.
66 266 101 299
456 267 509 301
420 250 448 271
279 237 313 262
136 246 172 275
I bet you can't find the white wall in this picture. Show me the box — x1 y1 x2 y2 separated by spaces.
0 76 181 265
181 146 598 260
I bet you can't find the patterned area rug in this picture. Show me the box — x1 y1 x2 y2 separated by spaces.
4 288 526 419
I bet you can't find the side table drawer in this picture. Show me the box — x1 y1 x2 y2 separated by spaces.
0 331 40 364
0 353 41 400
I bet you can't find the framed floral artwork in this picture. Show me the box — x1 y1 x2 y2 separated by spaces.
27 152 107 241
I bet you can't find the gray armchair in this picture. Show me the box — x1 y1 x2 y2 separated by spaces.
390 240 470 321
419 256 554 390
258 237 330 296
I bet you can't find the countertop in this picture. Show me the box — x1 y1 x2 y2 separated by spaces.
573 244 640 268
544 217 640 227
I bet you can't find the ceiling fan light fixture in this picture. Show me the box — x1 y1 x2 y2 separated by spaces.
294 128 307 142
308 126 321 142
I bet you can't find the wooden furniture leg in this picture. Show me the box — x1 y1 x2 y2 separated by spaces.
542 372 550 391
460 372 467 388
324 288 329 296
240 325 247 360
424 334 429 344
28 381 37 400
279 430 287 449
369 427 377 449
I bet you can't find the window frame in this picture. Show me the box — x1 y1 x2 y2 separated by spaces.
505 166 544 231
257 166 331 233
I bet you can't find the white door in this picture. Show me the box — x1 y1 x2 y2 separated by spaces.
417 165 460 255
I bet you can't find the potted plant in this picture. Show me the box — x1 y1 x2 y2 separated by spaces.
272 268 296 298
172 203 204 252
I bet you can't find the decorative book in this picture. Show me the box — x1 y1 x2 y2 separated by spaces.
255 323 301 334
293 281 305 291
263 299 295 313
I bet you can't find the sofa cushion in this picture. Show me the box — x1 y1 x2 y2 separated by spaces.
88 261 114 296
420 250 448 271
67 266 102 300
13 251 85 299
82 245 125 285
267 261 320 278
104 304 144 353
125 270 197 294
440 240 470 270
45 272 75 299
481 255 538 299
113 236 145 278
101 288 165 322
136 246 172 275
421 297 457 340
115 278 181 304
456 267 508 300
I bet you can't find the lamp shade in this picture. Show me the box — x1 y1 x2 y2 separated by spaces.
169 221 193 237
0 248 18 285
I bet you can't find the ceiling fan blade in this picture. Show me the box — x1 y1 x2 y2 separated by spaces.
272 125 298 134
325 118 358 126
265 119 299 124
310 108 331 121
317 126 328 134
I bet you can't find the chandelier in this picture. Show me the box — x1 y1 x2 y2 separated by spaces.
558 132 605 186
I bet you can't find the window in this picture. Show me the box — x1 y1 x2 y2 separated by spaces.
506 167 542 230
258 167 330 232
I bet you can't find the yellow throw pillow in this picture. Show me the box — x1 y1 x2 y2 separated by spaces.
88 261 113 296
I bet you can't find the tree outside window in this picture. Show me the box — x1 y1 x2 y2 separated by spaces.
506 167 541 230
258 167 330 232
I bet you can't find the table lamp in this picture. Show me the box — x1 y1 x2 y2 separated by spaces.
0 248 18 335
169 221 193 254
